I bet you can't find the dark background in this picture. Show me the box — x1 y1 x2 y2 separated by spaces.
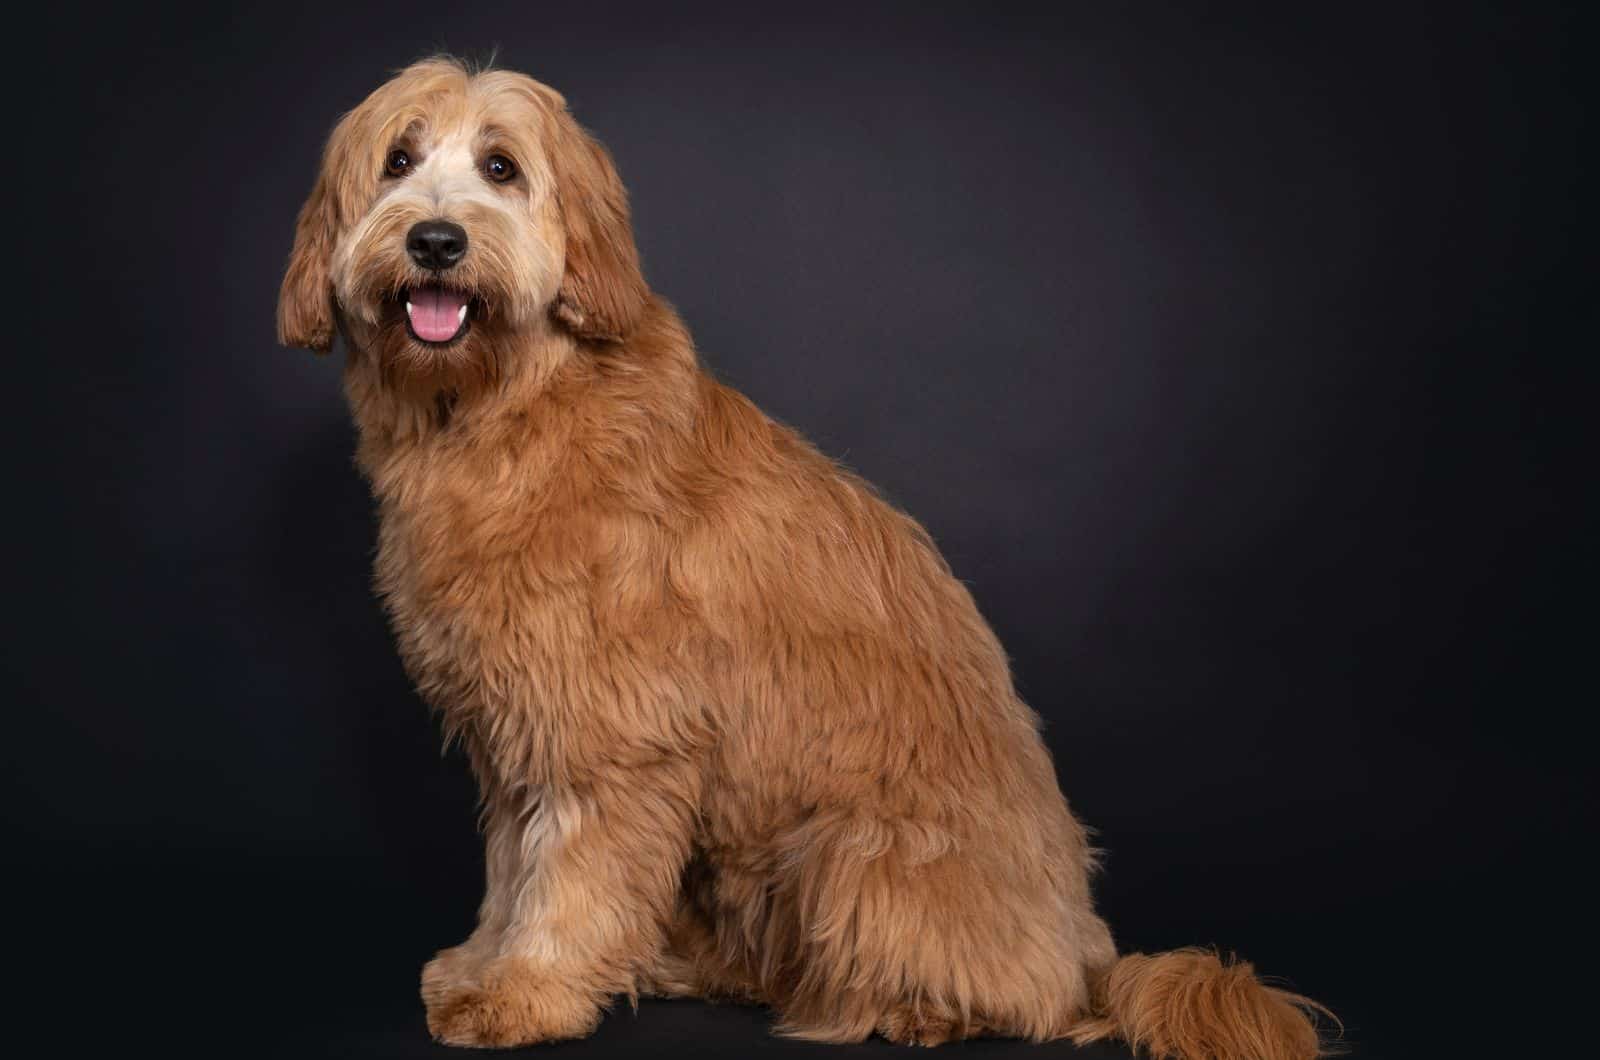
11 2 1583 1057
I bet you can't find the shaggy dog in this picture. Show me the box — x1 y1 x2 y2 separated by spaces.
278 58 1328 1058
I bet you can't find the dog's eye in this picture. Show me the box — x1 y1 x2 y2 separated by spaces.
384 149 412 178
484 155 517 183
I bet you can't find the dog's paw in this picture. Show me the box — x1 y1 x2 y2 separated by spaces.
421 943 487 1006
878 1006 963 1047
425 959 600 1048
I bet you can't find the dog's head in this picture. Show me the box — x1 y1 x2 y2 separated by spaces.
277 58 646 382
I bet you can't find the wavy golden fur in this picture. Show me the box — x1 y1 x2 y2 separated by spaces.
278 57 1332 1057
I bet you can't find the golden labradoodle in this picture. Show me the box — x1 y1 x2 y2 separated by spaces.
278 58 1329 1058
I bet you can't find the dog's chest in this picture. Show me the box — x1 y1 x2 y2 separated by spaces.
368 450 604 707
365 440 689 718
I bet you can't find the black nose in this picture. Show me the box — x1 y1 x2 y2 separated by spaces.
406 220 468 270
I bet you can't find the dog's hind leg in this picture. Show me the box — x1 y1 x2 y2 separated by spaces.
639 897 767 1004
765 810 1115 1046
639 853 768 1004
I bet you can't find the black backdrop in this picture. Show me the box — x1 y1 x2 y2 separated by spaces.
10 3 1582 1058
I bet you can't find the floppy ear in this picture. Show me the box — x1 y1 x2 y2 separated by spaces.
277 158 340 353
549 116 648 343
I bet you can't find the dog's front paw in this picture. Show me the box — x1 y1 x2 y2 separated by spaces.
421 943 485 1006
425 959 600 1048
878 1005 962 1047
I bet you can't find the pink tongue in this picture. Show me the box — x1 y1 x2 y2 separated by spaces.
408 286 470 341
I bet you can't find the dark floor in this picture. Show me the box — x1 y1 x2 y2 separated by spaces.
276 1000 1138 1060
30 851 1368 1060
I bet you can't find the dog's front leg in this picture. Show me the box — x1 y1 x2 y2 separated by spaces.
419 772 532 1005
423 759 699 1048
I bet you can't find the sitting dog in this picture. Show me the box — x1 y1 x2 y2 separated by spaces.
277 57 1327 1058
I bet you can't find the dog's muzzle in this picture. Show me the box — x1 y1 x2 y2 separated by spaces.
402 220 472 343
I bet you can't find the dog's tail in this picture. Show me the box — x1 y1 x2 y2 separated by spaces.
1066 948 1335 1060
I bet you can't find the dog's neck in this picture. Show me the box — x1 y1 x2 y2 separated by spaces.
341 297 703 509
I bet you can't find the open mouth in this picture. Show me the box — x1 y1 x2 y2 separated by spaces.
402 284 473 345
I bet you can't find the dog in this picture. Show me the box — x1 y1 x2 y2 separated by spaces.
277 57 1329 1058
